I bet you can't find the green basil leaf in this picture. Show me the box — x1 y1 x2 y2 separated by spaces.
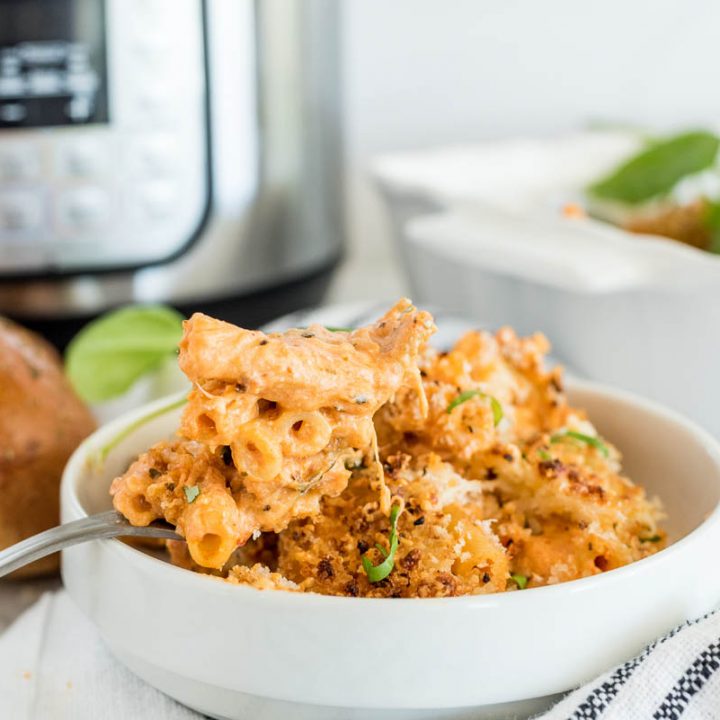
550 430 610 458
446 389 504 426
510 573 528 589
588 131 720 204
361 504 401 583
66 305 184 403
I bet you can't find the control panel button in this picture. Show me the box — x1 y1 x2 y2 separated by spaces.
132 135 176 176
0 143 40 180
0 191 43 232
57 139 107 178
138 181 176 220
0 74 23 97
57 188 110 231
28 69 63 96
134 85 180 125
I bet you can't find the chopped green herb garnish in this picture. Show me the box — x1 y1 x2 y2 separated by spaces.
588 131 720 204
640 534 662 543
325 326 353 333
551 430 609 458
184 485 200 504
361 504 401 583
537 449 552 462
447 389 504 426
510 573 528 589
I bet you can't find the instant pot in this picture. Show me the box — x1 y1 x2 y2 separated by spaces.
0 0 343 346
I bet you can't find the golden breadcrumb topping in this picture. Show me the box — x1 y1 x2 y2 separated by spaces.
110 303 665 595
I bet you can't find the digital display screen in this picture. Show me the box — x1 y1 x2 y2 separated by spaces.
0 0 108 127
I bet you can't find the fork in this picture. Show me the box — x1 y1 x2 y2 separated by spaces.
0 511 181 578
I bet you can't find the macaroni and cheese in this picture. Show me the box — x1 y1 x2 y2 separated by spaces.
111 299 435 569
111 301 665 595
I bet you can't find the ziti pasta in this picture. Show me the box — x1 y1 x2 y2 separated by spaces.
110 301 665 595
111 299 435 569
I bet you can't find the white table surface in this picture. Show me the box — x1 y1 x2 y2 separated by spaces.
0 577 61 632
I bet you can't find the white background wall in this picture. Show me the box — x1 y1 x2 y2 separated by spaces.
329 0 720 303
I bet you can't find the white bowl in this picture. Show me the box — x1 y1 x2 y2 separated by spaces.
61 381 720 720
374 132 720 438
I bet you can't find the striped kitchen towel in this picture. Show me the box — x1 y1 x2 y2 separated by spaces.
539 610 720 720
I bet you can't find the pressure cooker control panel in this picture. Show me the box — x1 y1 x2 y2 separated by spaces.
0 0 209 275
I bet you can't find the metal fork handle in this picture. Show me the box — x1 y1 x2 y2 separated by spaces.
0 510 182 579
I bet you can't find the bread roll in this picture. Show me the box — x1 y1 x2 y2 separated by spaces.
0 317 96 577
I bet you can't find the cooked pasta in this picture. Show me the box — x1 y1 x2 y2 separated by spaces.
111 299 435 569
110 301 665 595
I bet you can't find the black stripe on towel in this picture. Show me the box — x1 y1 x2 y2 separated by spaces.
569 612 715 720
652 640 720 720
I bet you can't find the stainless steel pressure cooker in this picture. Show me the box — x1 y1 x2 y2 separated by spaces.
0 0 343 345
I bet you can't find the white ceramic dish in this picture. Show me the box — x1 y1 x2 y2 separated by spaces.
61 379 720 719
373 131 720 438
401 207 720 439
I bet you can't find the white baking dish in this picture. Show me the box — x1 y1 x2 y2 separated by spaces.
60 380 720 719
374 131 720 436
403 206 720 437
